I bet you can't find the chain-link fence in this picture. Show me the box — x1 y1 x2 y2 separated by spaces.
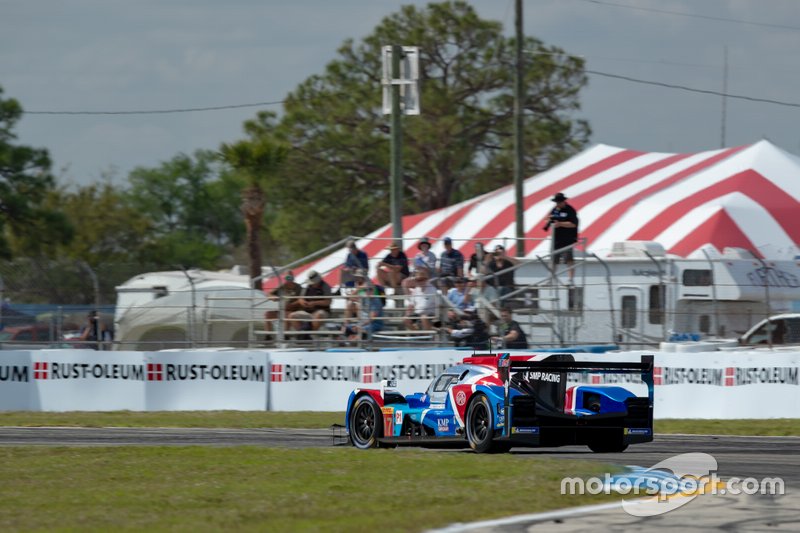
0 258 168 306
0 258 169 349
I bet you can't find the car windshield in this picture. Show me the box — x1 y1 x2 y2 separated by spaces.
426 372 460 398
433 374 459 393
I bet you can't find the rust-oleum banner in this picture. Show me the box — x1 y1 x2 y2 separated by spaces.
1 349 800 416
0 350 269 411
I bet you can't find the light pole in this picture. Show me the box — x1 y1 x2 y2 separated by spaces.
382 45 420 244
390 44 403 243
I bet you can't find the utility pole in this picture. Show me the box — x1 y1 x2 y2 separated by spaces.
390 44 403 243
514 0 526 256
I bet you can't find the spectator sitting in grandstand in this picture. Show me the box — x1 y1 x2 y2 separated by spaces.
341 270 385 341
377 242 409 293
412 237 437 278
467 275 498 324
438 236 464 289
264 271 304 333
443 306 489 350
340 239 369 289
446 276 471 311
403 269 438 331
289 270 332 332
491 307 528 349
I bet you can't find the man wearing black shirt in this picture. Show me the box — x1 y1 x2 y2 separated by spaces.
377 242 410 292
438 236 464 288
492 307 528 349
547 192 579 284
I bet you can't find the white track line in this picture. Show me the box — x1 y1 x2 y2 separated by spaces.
428 500 632 532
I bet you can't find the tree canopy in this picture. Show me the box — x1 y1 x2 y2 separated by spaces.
265 0 590 255
0 86 72 258
1 2 594 304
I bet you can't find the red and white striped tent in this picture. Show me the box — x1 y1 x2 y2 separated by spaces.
290 140 800 286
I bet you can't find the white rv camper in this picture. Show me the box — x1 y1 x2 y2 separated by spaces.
114 269 275 350
509 242 800 348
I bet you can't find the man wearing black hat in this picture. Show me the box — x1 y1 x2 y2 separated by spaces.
546 192 579 284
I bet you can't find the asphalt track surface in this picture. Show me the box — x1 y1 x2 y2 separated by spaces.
0 428 796 485
2 428 798 530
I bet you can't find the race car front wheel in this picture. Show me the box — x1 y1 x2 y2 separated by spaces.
349 396 381 449
466 394 497 453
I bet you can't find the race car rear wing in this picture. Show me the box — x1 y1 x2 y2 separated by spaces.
497 354 655 436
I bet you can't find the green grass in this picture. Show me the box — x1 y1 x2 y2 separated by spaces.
1 413 795 530
656 419 800 436
2 411 798 436
0 447 618 532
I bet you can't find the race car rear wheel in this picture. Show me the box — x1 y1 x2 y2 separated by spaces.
466 394 496 453
349 396 381 449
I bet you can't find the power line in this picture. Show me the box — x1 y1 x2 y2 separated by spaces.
576 0 800 31
526 48 799 75
25 99 285 116
22 69 800 117
586 69 800 108
526 49 800 108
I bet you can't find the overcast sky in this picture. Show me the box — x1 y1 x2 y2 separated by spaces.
2 0 799 187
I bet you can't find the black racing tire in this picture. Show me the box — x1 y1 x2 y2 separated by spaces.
465 394 497 453
349 396 382 449
588 442 629 453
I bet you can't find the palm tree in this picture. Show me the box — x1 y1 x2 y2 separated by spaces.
219 138 288 290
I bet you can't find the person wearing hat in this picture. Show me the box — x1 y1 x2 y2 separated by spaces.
289 270 333 333
412 237 437 278
377 241 409 292
545 192 579 284
264 271 304 333
437 236 464 289
340 239 369 288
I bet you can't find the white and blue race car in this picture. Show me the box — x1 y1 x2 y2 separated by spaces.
345 352 654 453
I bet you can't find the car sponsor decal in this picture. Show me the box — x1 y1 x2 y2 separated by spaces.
395 410 403 425
455 390 467 406
449 385 471 428
511 427 540 434
564 385 578 415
